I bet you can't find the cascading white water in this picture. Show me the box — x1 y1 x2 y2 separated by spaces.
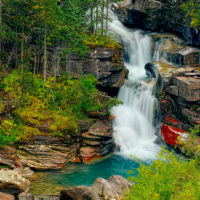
109 19 161 160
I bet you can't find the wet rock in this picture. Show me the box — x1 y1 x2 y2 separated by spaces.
80 120 114 162
0 169 30 195
60 186 100 200
161 124 188 146
0 192 15 200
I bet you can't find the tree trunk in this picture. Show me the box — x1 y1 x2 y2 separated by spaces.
0 0 2 65
43 19 47 83
33 54 36 75
68 50 71 76
106 0 109 34
21 31 24 77
96 0 99 34
101 0 104 35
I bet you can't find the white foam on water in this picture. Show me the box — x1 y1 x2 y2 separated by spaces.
109 18 161 161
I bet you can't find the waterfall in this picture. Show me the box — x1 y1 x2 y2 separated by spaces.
110 19 161 160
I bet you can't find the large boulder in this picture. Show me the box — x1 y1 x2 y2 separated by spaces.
92 178 115 199
92 175 133 200
60 186 100 200
167 69 200 102
0 192 15 200
0 169 30 195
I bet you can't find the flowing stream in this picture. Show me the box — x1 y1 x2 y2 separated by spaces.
110 19 161 160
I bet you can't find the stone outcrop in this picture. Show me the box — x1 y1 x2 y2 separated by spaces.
16 135 78 170
79 120 114 162
0 169 30 195
161 67 200 130
68 47 128 92
168 70 200 102
60 186 100 200
151 33 200 68
116 0 200 46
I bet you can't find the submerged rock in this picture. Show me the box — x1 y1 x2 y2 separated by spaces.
0 169 30 195
60 186 100 200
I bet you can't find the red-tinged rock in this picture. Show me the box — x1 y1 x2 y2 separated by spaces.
107 115 116 120
165 117 180 125
71 157 81 163
161 124 187 146
14 159 22 168
82 155 103 163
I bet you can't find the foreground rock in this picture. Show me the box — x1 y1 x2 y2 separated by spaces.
0 169 30 195
60 175 132 200
60 186 100 200
0 192 14 200
92 175 132 200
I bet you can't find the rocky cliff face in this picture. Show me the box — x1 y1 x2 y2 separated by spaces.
116 0 200 47
50 47 128 95
152 32 200 150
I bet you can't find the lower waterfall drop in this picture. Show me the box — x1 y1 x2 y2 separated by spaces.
110 19 161 160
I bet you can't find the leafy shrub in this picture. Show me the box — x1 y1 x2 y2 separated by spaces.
0 120 20 146
0 69 120 145
125 148 200 200
178 125 200 159
84 33 121 50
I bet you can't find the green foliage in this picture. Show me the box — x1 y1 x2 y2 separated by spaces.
105 97 122 111
178 125 200 159
84 33 121 50
181 0 200 28
0 69 119 146
125 148 200 200
0 120 20 147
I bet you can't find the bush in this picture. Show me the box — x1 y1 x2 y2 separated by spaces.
125 148 200 200
0 69 121 146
